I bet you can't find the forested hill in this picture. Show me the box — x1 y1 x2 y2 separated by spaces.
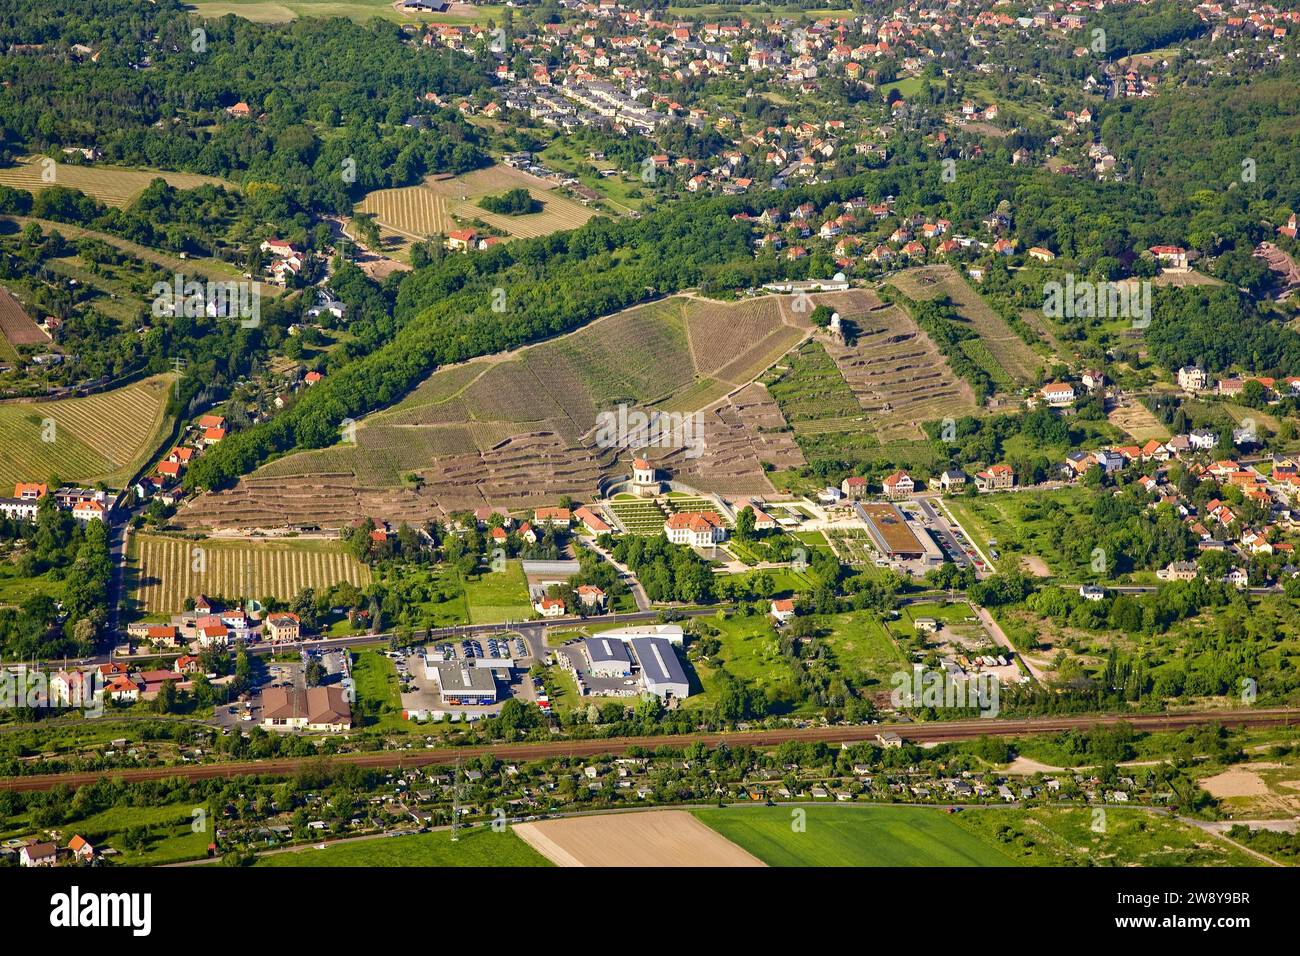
0 1 489 212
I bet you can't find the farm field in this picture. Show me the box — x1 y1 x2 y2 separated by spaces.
606 496 669 535
424 166 595 238
513 810 765 867
0 286 48 350
784 288 978 447
130 533 371 614
763 340 861 429
1108 399 1170 442
355 164 596 253
696 805 1255 867
190 0 509 24
0 157 228 208
186 292 814 527
693 805 1016 866
255 825 551 866
0 373 176 489
823 527 881 566
890 265 1043 387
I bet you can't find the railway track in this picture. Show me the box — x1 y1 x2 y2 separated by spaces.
1 708 1295 793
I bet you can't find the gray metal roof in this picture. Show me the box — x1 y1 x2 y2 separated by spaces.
630 637 688 687
584 637 631 665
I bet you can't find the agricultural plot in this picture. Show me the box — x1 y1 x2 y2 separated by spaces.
131 533 371 614
824 527 880 566
0 374 176 489
1108 400 1170 442
655 382 804 496
763 340 862 428
680 294 811 390
184 293 828 525
759 288 979 448
423 165 595 239
694 805 1017 867
0 157 227 208
606 496 669 535
515 810 764 867
890 265 1043 387
193 1 510 26
0 286 48 349
354 184 453 249
256 826 550 867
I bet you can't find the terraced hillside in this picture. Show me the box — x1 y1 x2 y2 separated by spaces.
889 265 1043 387
765 288 978 445
177 294 816 529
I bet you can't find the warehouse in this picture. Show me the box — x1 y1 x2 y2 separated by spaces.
630 637 690 700
856 501 927 560
584 637 632 678
430 663 499 706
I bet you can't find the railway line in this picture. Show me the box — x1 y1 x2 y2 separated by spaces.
1 707 1295 793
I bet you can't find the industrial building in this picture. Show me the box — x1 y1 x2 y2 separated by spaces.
856 501 938 562
596 623 685 645
629 637 690 700
584 637 632 678
429 663 499 706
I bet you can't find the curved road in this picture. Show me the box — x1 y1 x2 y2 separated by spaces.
2 707 1294 793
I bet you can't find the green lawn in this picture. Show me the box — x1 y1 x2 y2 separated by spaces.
255 825 551 866
461 561 533 624
694 805 1017 866
350 649 407 731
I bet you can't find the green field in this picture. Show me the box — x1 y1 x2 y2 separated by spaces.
254 825 551 866
695 805 1259 867
462 560 533 623
694 805 1017 866
944 487 1094 577
350 649 407 731
0 373 177 490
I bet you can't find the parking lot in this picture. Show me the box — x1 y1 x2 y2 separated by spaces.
210 660 304 729
396 631 535 717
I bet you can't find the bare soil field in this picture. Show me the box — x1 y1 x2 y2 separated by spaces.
1108 401 1170 442
0 286 48 347
512 810 766 867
